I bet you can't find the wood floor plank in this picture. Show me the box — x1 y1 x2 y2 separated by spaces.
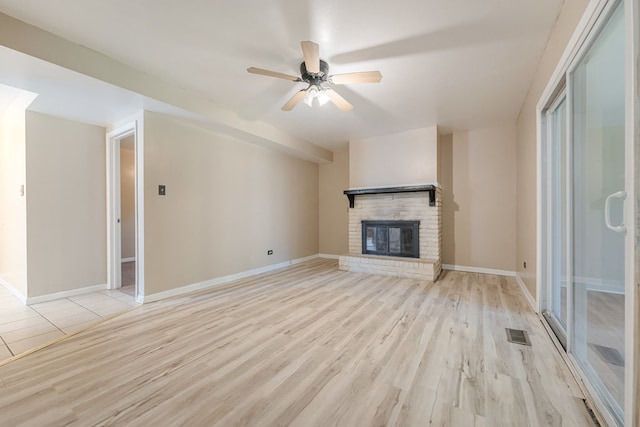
0 259 596 426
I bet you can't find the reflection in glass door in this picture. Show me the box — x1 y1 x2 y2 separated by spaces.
570 1 625 423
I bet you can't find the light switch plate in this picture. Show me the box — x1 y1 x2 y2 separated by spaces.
158 185 166 196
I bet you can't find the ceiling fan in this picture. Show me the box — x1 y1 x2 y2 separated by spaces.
247 41 382 112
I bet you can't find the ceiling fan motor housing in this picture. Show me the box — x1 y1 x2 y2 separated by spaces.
300 59 329 85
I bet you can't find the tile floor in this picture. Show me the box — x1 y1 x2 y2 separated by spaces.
0 272 137 361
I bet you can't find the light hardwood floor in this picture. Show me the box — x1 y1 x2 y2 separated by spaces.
0 259 596 426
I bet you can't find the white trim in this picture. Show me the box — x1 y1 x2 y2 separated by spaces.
140 254 321 303
515 274 538 312
106 113 144 304
442 264 515 277
318 253 340 260
625 0 639 424
536 105 545 312
25 283 107 305
0 278 27 304
106 124 129 290
290 254 320 265
441 265 538 310
121 257 136 263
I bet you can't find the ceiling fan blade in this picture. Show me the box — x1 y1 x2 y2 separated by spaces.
325 89 353 112
282 90 307 111
330 71 382 84
301 41 320 73
247 67 300 81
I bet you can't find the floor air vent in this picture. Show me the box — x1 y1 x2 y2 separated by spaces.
506 328 531 346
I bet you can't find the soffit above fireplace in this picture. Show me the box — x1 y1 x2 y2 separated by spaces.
343 185 436 208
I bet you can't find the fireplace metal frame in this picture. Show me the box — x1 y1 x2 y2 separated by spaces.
361 220 420 258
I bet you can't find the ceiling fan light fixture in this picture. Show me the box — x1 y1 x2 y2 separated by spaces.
248 40 381 112
317 90 330 106
304 86 316 107
304 94 314 107
304 85 328 107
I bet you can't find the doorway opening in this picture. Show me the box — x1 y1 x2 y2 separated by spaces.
106 120 143 302
119 135 136 297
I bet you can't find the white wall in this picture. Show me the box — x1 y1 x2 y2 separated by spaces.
349 126 438 188
142 112 319 296
0 89 36 298
25 111 107 297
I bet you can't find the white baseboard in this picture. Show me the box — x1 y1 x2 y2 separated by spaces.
141 254 321 303
26 283 108 305
0 277 27 304
318 253 340 260
290 254 320 265
515 273 537 312
442 264 538 312
121 257 136 263
442 264 516 277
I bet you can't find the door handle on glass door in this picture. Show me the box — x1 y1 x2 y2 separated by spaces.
604 190 626 233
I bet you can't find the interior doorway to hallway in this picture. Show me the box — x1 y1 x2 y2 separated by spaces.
119 135 136 297
106 120 143 302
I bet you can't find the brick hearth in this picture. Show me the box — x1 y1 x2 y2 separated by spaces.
338 187 442 281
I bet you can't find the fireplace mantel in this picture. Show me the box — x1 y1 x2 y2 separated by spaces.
343 185 436 208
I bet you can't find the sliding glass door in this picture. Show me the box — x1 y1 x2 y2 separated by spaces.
543 1 628 425
570 2 626 422
545 94 568 345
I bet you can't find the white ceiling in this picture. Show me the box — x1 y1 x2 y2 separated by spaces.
0 0 563 152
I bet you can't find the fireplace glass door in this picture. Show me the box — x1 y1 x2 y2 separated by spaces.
362 221 419 258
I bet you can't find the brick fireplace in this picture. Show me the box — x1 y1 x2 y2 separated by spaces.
338 185 442 281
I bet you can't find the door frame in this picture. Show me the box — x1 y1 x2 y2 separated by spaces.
106 116 144 302
537 0 638 425
623 0 639 425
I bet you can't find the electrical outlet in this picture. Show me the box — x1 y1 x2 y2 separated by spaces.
523 261 527 269
158 185 166 196
267 250 273 255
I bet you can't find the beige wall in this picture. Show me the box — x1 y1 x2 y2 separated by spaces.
515 0 590 297
25 111 107 297
143 112 319 296
323 124 517 269
120 144 135 260
319 148 349 256
0 90 35 297
441 125 517 271
349 126 438 188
